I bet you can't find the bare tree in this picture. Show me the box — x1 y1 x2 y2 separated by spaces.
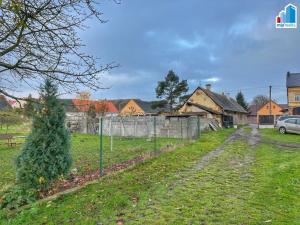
0 0 118 102
251 95 270 108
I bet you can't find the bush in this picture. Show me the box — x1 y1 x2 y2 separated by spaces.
0 186 37 210
16 79 72 189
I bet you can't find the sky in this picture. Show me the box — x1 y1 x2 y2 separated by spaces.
59 1 300 103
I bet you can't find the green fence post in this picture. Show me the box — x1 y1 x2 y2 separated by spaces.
180 118 183 139
197 116 201 139
154 117 157 152
110 116 113 171
99 117 103 177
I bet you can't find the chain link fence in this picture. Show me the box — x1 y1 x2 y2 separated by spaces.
67 115 213 176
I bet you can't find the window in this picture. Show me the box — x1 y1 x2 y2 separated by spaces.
279 116 288 121
295 94 300 102
297 119 300 125
285 119 297 124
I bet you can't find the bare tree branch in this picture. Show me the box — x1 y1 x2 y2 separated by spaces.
0 0 118 99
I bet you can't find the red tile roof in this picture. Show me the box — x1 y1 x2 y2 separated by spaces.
72 99 118 113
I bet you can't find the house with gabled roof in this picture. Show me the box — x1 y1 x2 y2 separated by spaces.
287 72 300 115
72 99 118 115
256 101 287 125
0 95 12 110
179 85 248 127
59 98 118 133
118 99 166 116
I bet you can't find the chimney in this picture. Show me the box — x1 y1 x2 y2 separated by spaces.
205 84 212 91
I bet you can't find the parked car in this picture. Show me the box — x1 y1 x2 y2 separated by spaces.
275 117 300 134
275 115 300 127
276 115 300 122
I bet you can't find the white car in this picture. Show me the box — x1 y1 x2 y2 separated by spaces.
275 117 300 134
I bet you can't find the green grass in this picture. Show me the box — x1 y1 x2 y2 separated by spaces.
71 134 186 174
2 127 300 224
247 144 300 224
259 128 300 144
0 129 234 224
0 124 185 191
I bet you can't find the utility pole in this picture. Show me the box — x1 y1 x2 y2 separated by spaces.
269 85 272 116
269 85 273 125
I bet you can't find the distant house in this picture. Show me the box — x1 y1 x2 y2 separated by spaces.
7 99 26 109
247 105 259 124
59 98 118 133
111 99 131 112
179 85 248 126
287 72 300 115
255 101 287 125
248 102 288 124
119 99 163 116
0 95 12 110
72 99 118 116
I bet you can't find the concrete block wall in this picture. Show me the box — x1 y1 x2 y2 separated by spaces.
100 116 211 139
65 114 213 139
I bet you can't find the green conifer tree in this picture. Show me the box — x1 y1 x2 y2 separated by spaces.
23 94 36 118
16 79 72 189
236 91 249 111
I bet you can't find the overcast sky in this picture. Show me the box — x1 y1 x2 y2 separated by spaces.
75 0 300 103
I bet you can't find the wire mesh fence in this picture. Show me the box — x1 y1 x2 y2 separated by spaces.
65 115 212 177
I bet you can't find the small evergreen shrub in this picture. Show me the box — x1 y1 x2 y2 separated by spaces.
16 79 72 189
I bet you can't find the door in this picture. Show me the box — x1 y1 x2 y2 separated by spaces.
295 119 300 134
285 119 297 132
293 107 300 115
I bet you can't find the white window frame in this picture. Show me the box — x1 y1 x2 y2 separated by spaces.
295 94 300 102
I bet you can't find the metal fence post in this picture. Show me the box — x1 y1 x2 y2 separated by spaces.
180 118 183 139
110 116 113 170
186 117 189 139
197 116 201 139
154 116 157 152
99 117 103 177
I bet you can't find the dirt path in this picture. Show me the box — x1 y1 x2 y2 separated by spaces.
261 140 300 149
167 127 258 192
195 127 260 170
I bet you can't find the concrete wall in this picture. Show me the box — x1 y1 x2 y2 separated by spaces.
230 113 248 125
101 116 212 139
247 115 257 124
66 114 213 139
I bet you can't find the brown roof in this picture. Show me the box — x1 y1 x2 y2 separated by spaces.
183 87 248 114
72 99 118 113
248 103 288 116
186 102 222 115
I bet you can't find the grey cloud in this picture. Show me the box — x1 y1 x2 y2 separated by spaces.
74 0 300 103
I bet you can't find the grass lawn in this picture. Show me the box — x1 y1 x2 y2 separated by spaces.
2 127 300 224
0 124 185 191
1 129 234 224
259 128 300 143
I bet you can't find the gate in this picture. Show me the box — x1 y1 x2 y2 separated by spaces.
259 115 274 125
223 115 233 128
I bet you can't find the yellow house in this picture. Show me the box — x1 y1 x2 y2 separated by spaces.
115 99 162 116
179 85 248 126
256 101 286 124
120 99 145 115
287 72 300 115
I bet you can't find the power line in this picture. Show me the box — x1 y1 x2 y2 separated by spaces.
222 85 286 94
